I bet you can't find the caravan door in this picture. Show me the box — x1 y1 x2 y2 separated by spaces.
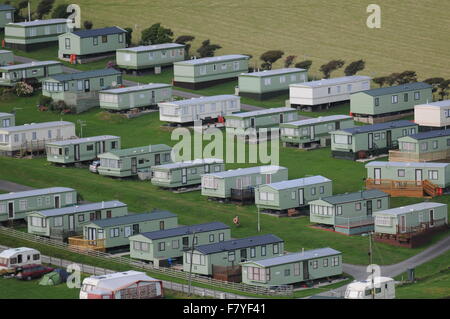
7 201 14 219
181 168 187 185
374 168 381 185
298 189 305 206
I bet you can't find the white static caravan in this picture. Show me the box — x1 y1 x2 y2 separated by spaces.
158 94 241 124
414 100 450 129
345 277 395 299
289 76 372 110
0 121 76 156
80 270 163 299
0 247 41 273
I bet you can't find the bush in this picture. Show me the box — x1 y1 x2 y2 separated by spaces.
14 82 34 97
49 100 69 113
38 95 53 107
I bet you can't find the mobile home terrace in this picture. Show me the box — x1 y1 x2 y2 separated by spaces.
159 95 240 124
46 135 121 164
414 100 450 129
0 60 63 86
0 187 77 222
330 120 419 160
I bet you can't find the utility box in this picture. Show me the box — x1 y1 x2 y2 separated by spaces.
407 268 415 282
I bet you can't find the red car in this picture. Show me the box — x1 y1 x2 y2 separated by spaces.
15 264 54 281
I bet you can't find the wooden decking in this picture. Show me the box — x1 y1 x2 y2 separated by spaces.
68 235 106 252
365 178 440 197
389 149 450 162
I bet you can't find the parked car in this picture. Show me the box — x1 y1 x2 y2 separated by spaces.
15 264 54 281
89 160 100 173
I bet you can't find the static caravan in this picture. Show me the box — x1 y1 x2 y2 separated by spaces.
309 190 390 235
80 271 163 299
280 115 354 149
4 19 70 51
289 76 372 111
79 210 178 251
159 95 240 124
97 144 172 178
241 248 342 288
201 165 289 202
0 4 14 29
129 222 231 265
46 135 121 165
373 202 448 248
330 120 419 160
0 50 13 66
99 84 172 112
173 54 250 89
238 68 308 100
116 43 185 74
225 107 299 142
255 176 333 214
350 82 433 124
0 187 77 222
58 27 127 63
0 61 63 87
365 161 450 197
0 248 41 274
0 112 15 128
390 129 450 162
414 100 450 129
345 277 395 299
42 68 122 113
0 121 76 156
26 200 128 240
151 158 225 189
183 234 284 280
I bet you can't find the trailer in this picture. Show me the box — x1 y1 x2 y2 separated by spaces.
345 277 395 299
0 61 63 87
0 50 14 66
0 247 41 275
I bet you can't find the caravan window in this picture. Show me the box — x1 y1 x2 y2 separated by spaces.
53 216 63 227
428 170 438 180
334 134 351 145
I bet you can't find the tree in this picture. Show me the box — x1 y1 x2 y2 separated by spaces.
395 71 417 85
175 35 195 58
344 60 366 76
319 59 345 78
140 23 173 45
17 0 28 9
386 73 400 86
424 77 445 93
51 3 70 19
284 55 296 68
373 76 389 88
196 39 222 58
36 0 55 19
124 27 133 46
438 80 450 100
83 20 93 30
259 50 284 70
295 60 313 71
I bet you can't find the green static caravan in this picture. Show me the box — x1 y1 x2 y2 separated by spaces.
99 83 172 112
116 43 185 74
373 202 448 248
255 176 333 214
97 144 173 178
129 222 231 266
390 129 450 162
238 68 308 100
241 247 343 288
159 95 241 125
414 100 450 130
0 187 77 223
0 50 13 66
309 189 390 235
58 27 127 63
201 165 288 202
183 234 284 279
225 107 299 142
289 76 372 111
0 4 14 29
0 60 63 87
350 82 433 124
173 54 250 89
330 120 419 161
42 68 123 113
280 115 354 149
366 161 450 190
0 121 76 156
82 210 178 250
0 112 15 128
46 135 121 165
4 19 70 51
26 200 128 240
151 158 225 189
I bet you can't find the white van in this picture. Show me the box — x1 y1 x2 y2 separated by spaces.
345 277 395 299
0 247 41 274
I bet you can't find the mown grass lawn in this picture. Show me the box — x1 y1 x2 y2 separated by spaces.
0 277 81 299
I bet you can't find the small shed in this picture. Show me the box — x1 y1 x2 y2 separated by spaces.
97 144 172 178
151 158 225 189
241 247 342 287
238 68 308 100
414 100 450 129
0 4 15 29
255 176 333 213
46 135 121 164
0 112 15 128
0 61 63 86
0 50 14 66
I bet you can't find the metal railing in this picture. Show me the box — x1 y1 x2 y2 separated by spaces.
335 216 374 228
